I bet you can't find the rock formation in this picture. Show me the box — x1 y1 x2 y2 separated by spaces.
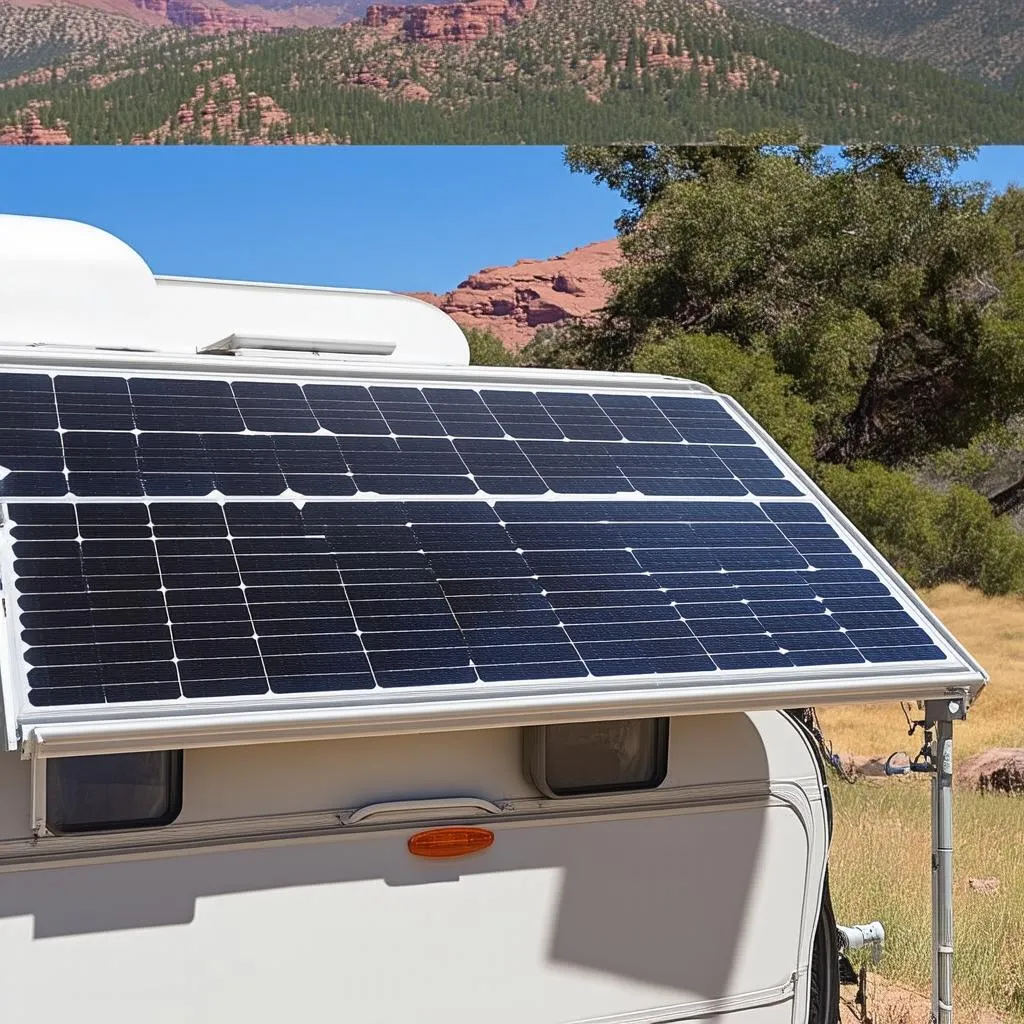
410 238 619 351
0 109 71 144
133 0 274 31
363 0 534 44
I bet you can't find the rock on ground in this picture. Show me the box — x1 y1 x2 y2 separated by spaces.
955 748 1024 794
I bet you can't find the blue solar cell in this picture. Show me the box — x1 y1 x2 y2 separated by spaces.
845 627 935 648
55 375 134 431
0 472 67 497
789 648 865 666
715 652 793 670
479 661 588 682
303 384 390 435
758 613 841 633
700 634 777 654
479 390 564 439
824 596 903 613
806 554 864 568
773 631 854 651
0 373 59 430
370 386 447 436
536 392 623 441
748 480 803 497
130 377 244 433
831 610 918 630
687 617 769 637
424 388 505 438
0 429 64 472
232 381 320 433
594 394 680 442
674 601 755 619
860 645 946 663
765 503 827 523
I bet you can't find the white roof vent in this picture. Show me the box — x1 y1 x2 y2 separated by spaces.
0 215 469 366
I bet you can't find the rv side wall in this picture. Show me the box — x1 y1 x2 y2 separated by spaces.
0 711 827 1024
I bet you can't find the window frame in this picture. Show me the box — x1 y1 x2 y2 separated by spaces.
524 717 670 799
33 750 184 837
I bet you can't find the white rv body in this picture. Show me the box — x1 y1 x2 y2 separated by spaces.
0 711 827 1024
0 216 984 1024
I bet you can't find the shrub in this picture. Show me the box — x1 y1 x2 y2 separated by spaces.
464 328 516 366
815 461 1024 594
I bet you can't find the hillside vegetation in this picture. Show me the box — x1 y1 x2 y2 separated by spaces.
469 145 1024 597
0 2 154 80
727 0 1024 87
2 0 1024 141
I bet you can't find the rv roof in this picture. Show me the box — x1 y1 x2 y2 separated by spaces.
0 217 985 759
0 214 470 366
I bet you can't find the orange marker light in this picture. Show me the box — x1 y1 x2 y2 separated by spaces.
408 826 495 859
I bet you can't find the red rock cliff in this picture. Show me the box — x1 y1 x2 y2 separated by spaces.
410 238 619 351
134 0 274 32
364 0 535 43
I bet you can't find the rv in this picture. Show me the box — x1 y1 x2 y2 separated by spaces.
0 215 985 1024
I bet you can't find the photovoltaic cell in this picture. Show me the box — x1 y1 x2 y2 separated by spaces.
0 369 955 711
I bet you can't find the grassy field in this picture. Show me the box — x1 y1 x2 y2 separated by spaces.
821 585 1024 1022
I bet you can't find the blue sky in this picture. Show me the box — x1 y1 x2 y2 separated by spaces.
0 146 1020 294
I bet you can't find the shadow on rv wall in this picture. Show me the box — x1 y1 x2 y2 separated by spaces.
0 718 774 1001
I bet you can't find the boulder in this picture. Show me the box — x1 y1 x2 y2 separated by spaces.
956 748 1024 794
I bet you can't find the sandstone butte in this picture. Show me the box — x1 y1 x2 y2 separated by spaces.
362 0 535 43
410 238 620 352
133 0 273 31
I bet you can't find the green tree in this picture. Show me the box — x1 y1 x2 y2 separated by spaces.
464 327 516 366
570 144 1024 468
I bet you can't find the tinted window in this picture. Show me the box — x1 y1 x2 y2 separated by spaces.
530 719 669 797
45 750 183 834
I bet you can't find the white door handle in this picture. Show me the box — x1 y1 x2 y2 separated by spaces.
339 796 509 826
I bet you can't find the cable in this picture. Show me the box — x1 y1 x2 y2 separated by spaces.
798 707 857 784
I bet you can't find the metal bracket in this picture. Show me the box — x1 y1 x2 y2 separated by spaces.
201 333 397 357
923 693 970 723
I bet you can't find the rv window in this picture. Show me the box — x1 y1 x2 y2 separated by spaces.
526 718 669 798
45 750 183 834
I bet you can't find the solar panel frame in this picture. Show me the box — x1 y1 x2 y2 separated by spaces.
0 354 986 756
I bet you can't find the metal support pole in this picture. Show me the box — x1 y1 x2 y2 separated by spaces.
933 715 953 1024
930 738 940 1020
924 696 967 1024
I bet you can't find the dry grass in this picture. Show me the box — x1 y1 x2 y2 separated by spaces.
822 584 1024 1022
818 584 1024 760
829 781 1024 1021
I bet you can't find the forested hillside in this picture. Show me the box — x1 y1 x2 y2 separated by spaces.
0 3 152 80
2 0 1023 142
471 146 1024 595
727 0 1023 87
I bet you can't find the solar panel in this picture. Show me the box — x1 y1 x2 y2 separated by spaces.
0 368 981 737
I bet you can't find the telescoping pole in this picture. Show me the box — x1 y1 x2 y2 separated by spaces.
924 697 967 1024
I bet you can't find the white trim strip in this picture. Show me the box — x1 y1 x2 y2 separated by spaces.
566 975 796 1023
22 670 977 758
